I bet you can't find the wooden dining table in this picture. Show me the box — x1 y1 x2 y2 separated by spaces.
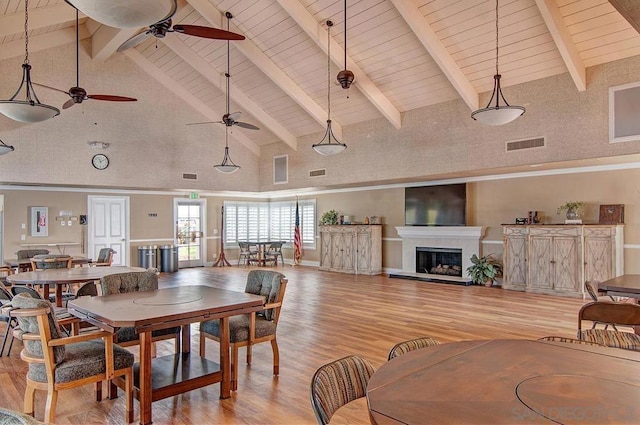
5 256 93 272
7 266 145 307
245 241 283 266
67 285 264 425
367 339 640 424
599 274 640 299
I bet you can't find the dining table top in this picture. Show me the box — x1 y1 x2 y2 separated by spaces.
6 266 146 285
5 256 93 268
367 339 640 424
599 274 640 298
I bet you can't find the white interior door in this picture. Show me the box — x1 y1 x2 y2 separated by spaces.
174 199 206 268
88 195 129 266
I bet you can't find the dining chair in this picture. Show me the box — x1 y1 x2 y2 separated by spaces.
537 336 603 346
387 336 441 360
8 293 135 424
578 301 640 351
16 250 49 272
237 242 258 266
0 407 41 424
0 281 18 357
264 242 285 266
92 248 115 267
30 255 73 271
199 270 287 391
585 280 617 302
310 355 376 425
0 265 15 286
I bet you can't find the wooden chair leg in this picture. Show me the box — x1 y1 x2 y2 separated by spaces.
23 383 36 415
247 344 253 365
109 381 118 399
125 369 134 424
199 333 206 357
44 388 58 424
231 344 239 391
96 381 102 402
151 341 157 358
271 338 280 375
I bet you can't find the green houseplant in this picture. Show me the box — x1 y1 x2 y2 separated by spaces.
320 210 339 225
557 201 584 219
466 254 503 287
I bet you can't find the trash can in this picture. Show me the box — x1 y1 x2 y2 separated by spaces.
159 245 179 273
137 245 157 269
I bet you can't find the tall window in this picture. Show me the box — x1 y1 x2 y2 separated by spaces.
224 199 316 248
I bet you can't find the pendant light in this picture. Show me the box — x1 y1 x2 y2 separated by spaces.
64 0 176 29
0 0 60 123
313 20 347 156
214 126 240 174
0 139 15 155
471 0 525 126
336 0 354 90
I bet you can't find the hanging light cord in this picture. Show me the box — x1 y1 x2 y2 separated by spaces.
327 22 331 121
343 0 347 74
495 0 499 76
24 0 29 64
76 8 80 87
226 14 231 116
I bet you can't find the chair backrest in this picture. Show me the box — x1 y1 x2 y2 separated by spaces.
0 281 12 304
538 336 603 346
267 242 283 252
75 281 98 298
584 280 601 302
16 249 49 259
101 271 158 295
238 242 249 253
387 336 441 360
310 355 376 425
95 248 115 265
578 302 640 333
11 285 44 300
30 255 72 270
0 407 42 425
245 270 286 321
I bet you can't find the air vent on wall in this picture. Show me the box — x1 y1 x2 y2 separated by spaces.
506 137 545 152
182 173 198 180
309 168 326 178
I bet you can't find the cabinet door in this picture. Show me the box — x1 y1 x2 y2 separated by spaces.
552 237 581 293
584 235 613 283
330 230 355 272
319 229 332 270
529 236 553 290
356 227 372 273
503 235 527 290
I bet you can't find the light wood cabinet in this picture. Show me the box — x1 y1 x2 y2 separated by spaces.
319 225 382 275
502 225 623 297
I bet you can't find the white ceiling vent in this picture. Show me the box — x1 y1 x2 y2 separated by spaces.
506 137 545 152
182 173 198 180
309 168 326 178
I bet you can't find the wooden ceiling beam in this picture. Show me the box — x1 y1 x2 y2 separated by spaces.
0 4 81 38
276 0 402 129
124 49 260 156
186 0 340 140
91 25 141 62
0 26 89 61
609 0 640 34
390 0 479 111
535 0 586 91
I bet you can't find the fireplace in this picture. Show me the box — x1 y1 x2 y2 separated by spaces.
416 247 462 277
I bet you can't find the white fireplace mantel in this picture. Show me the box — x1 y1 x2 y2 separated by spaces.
395 226 487 277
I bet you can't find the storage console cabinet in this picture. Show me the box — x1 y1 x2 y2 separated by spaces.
319 225 382 275
503 225 624 297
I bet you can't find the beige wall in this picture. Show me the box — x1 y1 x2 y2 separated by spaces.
1 166 638 273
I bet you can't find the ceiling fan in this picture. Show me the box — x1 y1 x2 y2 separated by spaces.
187 12 259 131
116 1 245 52
34 9 137 109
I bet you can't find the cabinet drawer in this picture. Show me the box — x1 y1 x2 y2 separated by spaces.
583 226 616 238
504 226 528 236
529 226 580 237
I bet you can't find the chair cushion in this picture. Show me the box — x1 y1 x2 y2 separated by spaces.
246 270 284 321
96 248 113 263
16 249 49 260
31 255 72 270
101 271 158 295
200 314 277 343
0 407 41 425
27 340 134 384
115 326 180 344
580 329 640 351
10 293 65 363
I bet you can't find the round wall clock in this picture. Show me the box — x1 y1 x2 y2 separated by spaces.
91 153 109 170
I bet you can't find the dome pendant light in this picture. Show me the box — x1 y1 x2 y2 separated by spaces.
0 139 15 155
0 0 60 123
336 0 354 90
471 0 525 126
313 21 347 156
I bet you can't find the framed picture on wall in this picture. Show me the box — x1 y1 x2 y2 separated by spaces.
30 206 48 237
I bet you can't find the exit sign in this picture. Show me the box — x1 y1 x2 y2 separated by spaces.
190 192 199 199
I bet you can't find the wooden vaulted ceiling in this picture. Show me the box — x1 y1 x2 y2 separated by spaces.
1 0 640 157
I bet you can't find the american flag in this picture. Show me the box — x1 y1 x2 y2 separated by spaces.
294 199 302 265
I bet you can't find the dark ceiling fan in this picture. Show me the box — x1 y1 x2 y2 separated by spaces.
34 8 136 109
116 1 245 52
187 12 259 131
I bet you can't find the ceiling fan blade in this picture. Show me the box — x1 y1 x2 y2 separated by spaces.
31 82 71 96
172 25 245 41
87 95 137 102
62 98 78 109
186 121 224 126
235 122 260 130
117 30 153 52
227 111 242 121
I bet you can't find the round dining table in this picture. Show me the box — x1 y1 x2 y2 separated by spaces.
7 266 146 307
367 339 640 424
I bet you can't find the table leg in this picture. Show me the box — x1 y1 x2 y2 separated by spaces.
181 324 191 353
219 317 230 399
42 284 50 305
55 285 63 308
139 331 153 425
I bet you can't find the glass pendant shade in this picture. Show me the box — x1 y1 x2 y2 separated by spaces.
312 120 347 155
0 139 15 155
214 145 240 174
64 0 176 28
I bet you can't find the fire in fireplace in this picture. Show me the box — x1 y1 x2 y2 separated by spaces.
416 247 463 277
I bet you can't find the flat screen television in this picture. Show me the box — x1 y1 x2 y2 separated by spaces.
405 183 466 226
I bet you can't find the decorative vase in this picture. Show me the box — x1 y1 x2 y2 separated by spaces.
484 279 493 287
566 209 579 220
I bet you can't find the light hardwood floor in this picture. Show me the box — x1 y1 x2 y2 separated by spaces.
0 266 587 424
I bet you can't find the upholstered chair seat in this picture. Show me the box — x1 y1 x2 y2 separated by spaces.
579 329 640 351
200 314 278 343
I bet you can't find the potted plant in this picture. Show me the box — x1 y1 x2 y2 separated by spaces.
319 210 339 225
466 254 503 287
557 201 585 220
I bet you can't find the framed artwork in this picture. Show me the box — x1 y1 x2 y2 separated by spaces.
609 81 640 143
598 204 624 224
30 206 48 237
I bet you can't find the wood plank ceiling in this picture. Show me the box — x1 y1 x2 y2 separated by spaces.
1 0 639 156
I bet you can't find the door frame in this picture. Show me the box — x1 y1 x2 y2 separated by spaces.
88 195 130 266
173 198 207 268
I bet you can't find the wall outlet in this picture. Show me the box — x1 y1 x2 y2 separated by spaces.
67 220 72 226
21 223 25 229
20 234 25 240
61 221 66 226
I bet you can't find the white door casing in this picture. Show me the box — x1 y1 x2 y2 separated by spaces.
88 195 129 266
174 198 206 268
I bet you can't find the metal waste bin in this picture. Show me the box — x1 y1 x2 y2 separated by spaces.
159 245 179 273
137 245 157 269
